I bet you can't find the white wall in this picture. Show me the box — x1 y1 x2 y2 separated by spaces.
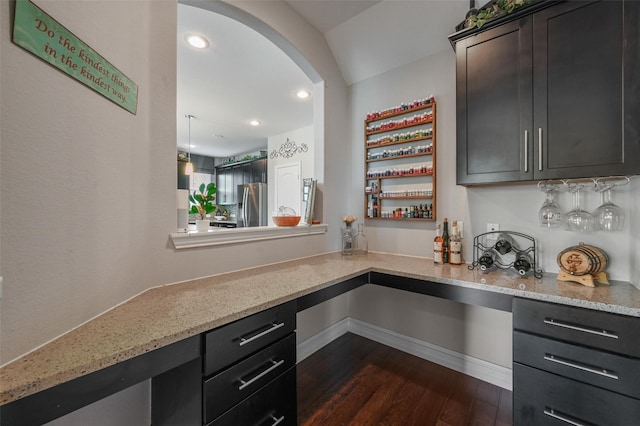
267 124 314 220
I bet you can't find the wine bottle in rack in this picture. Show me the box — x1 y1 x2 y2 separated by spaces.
514 252 532 276
494 234 514 255
478 249 497 272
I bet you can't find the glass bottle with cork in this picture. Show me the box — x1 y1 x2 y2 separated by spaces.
449 220 462 265
433 224 443 264
442 218 450 263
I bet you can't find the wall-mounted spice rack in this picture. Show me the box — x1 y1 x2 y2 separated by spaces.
364 97 437 221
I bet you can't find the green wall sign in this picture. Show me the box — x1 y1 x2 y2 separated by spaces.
12 0 138 114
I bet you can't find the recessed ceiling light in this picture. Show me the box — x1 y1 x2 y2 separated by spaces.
214 134 224 139
185 34 209 49
296 90 310 99
250 120 261 126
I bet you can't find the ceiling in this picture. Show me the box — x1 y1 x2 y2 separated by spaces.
177 0 471 159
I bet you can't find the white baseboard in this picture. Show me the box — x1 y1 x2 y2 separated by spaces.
297 317 512 391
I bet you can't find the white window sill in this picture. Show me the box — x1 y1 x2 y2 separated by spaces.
170 224 328 249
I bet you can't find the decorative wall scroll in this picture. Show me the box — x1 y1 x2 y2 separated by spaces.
270 138 308 159
13 0 138 114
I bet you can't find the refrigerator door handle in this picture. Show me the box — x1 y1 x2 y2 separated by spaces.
242 187 249 226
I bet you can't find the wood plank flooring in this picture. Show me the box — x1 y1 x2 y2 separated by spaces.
297 333 512 426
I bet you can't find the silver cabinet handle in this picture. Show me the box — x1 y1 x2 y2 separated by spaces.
544 354 618 380
544 318 619 339
238 322 284 346
270 415 285 426
544 408 587 426
238 359 284 390
538 128 543 171
524 130 529 172
238 322 285 346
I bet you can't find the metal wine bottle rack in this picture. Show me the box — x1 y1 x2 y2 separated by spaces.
468 231 543 278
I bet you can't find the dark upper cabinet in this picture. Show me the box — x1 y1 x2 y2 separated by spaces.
454 0 640 185
215 158 267 204
455 18 533 185
177 162 190 190
251 158 267 183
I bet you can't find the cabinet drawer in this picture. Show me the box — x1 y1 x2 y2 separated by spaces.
207 366 296 426
204 301 296 376
514 363 640 425
513 298 640 357
514 331 640 399
204 334 295 423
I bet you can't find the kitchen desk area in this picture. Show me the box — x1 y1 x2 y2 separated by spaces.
1 252 639 425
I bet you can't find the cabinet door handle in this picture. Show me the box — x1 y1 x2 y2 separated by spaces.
238 359 285 390
544 354 619 380
524 130 529 172
544 408 589 426
543 318 619 339
238 322 285 346
270 415 285 426
538 128 543 171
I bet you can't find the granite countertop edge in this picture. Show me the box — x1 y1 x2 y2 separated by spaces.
1 252 638 405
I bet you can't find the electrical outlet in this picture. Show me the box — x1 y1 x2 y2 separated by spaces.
487 223 499 240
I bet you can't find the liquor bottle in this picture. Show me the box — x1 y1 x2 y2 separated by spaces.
478 249 496 272
354 223 369 255
372 196 378 218
433 224 443 264
442 218 450 263
449 220 462 265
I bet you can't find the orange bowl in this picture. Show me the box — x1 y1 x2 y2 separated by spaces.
273 216 301 226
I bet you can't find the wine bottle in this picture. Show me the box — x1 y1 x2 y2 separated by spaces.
478 249 496 271
514 252 532 276
495 234 514 255
442 218 450 263
433 224 443 264
449 220 462 265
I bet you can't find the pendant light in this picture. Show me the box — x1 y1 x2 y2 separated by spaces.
185 114 195 176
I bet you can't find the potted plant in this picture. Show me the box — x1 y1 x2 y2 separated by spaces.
189 182 217 231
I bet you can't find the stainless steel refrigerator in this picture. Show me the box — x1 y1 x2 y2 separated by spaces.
237 182 267 227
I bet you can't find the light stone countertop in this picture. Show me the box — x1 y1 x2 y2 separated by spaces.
1 251 639 406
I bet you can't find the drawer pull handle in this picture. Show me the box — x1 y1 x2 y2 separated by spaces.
544 354 618 380
544 408 589 426
270 415 285 426
544 318 619 339
238 322 285 347
238 359 285 391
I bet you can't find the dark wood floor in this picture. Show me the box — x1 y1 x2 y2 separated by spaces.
297 333 512 426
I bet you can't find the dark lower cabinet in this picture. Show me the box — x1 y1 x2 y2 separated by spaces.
454 0 640 185
209 368 296 426
513 298 640 425
152 301 297 425
514 364 640 425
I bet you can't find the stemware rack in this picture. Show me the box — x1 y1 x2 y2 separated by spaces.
468 231 544 278
537 175 631 192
